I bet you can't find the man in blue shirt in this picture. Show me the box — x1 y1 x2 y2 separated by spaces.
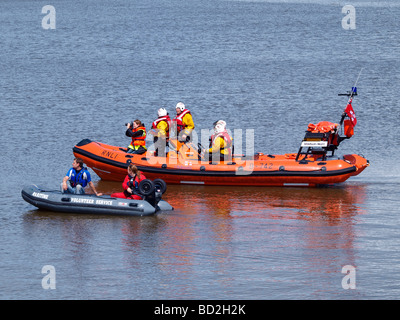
61 157 102 196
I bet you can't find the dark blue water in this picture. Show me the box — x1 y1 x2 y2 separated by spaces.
1 0 400 300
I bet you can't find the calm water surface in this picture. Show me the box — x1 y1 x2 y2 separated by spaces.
1 0 400 300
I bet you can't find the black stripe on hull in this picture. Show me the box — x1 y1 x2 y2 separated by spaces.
73 147 357 178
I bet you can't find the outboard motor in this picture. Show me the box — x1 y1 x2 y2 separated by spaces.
138 178 167 208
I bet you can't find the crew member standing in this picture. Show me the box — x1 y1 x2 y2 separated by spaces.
150 108 171 157
173 102 195 142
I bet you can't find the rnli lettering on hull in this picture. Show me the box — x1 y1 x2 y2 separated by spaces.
100 150 118 159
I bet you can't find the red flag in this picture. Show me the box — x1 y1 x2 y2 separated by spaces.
344 100 357 127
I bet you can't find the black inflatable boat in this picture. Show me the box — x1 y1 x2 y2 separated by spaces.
21 180 173 216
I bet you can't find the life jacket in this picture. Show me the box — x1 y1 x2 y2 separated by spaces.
130 126 147 148
210 130 233 156
68 167 89 188
173 109 191 133
307 121 340 147
152 115 172 138
307 121 338 133
123 173 145 197
128 175 140 190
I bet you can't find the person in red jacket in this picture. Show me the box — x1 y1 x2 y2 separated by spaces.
111 164 146 200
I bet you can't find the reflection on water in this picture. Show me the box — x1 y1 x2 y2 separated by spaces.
21 180 368 299
162 182 367 219
161 182 366 262
2 0 399 299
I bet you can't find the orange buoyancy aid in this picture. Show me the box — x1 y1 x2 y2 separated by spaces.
173 109 191 132
131 126 147 147
152 115 172 138
307 121 339 133
210 130 233 156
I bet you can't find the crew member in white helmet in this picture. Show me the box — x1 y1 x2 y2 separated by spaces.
207 120 233 162
173 102 195 142
150 108 171 157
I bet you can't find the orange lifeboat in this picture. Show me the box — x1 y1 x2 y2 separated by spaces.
73 122 369 187
73 83 368 187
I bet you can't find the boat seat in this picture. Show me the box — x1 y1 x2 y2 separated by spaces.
303 132 327 140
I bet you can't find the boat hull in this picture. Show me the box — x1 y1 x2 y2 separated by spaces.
22 184 173 216
72 139 369 187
